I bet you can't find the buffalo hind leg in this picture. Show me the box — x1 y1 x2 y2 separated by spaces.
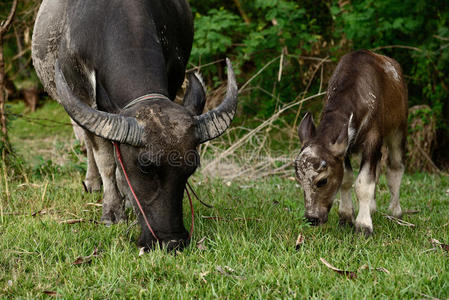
386 131 405 218
86 131 125 224
355 137 382 235
339 156 354 225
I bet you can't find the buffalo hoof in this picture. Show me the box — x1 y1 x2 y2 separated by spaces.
138 238 189 252
101 210 126 225
82 180 102 193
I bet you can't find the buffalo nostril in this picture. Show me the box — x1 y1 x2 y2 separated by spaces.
307 217 321 226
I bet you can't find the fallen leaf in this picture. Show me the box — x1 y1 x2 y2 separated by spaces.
403 209 420 215
60 218 85 224
234 217 262 222
382 213 415 227
376 267 390 274
358 264 390 274
295 233 305 250
59 218 98 225
197 237 207 251
199 271 209 283
72 246 100 265
320 258 357 279
42 291 57 296
224 266 235 273
85 203 102 207
32 209 48 217
201 216 261 222
431 238 449 252
216 266 235 275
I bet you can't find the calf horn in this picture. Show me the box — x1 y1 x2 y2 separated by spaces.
195 58 238 143
54 61 144 146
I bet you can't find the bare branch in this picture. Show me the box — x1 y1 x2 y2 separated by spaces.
0 0 19 34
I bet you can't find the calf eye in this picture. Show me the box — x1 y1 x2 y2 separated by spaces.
316 178 328 188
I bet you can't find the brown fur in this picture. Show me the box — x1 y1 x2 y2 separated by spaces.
295 50 408 234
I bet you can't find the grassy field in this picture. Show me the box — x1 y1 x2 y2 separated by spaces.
1 101 449 299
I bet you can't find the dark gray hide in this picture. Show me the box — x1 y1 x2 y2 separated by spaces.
32 0 238 251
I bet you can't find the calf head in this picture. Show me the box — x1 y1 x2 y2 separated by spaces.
55 59 238 251
295 113 351 225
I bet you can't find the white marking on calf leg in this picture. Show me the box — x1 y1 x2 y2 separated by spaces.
386 134 404 218
86 132 125 224
339 164 354 224
355 163 376 234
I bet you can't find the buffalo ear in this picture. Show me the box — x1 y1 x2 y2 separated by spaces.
328 114 354 158
183 72 206 115
298 112 316 144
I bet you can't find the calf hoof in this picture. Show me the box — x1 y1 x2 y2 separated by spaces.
388 204 402 219
338 211 354 226
338 216 354 227
355 223 373 236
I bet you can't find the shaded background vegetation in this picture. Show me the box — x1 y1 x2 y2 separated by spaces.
1 0 449 168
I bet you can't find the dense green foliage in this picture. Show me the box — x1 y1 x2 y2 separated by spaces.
190 0 449 163
1 0 449 163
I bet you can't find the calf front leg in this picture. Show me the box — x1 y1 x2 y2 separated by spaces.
355 161 377 235
339 156 354 225
86 131 125 224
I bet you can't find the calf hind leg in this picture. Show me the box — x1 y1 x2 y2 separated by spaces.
338 156 354 225
386 132 405 218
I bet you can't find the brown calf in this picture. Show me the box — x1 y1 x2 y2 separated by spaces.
295 50 408 235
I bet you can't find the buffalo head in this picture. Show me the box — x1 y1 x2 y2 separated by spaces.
55 59 238 251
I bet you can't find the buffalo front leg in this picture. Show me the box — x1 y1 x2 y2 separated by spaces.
86 131 125 224
72 120 102 192
338 156 354 225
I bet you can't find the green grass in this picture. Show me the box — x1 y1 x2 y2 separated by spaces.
1 101 448 299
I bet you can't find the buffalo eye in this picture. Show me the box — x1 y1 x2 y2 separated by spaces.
316 178 328 188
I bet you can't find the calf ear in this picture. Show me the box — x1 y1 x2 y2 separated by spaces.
328 114 354 158
183 72 206 115
298 112 316 144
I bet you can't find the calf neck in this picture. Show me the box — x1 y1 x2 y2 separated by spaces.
295 50 408 234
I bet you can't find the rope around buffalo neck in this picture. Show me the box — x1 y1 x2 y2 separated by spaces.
113 142 195 243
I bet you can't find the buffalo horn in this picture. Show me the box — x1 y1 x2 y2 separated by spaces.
195 58 238 143
54 61 144 146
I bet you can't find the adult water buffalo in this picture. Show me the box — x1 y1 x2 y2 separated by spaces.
32 0 238 250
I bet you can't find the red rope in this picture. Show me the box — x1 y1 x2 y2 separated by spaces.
113 142 195 242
